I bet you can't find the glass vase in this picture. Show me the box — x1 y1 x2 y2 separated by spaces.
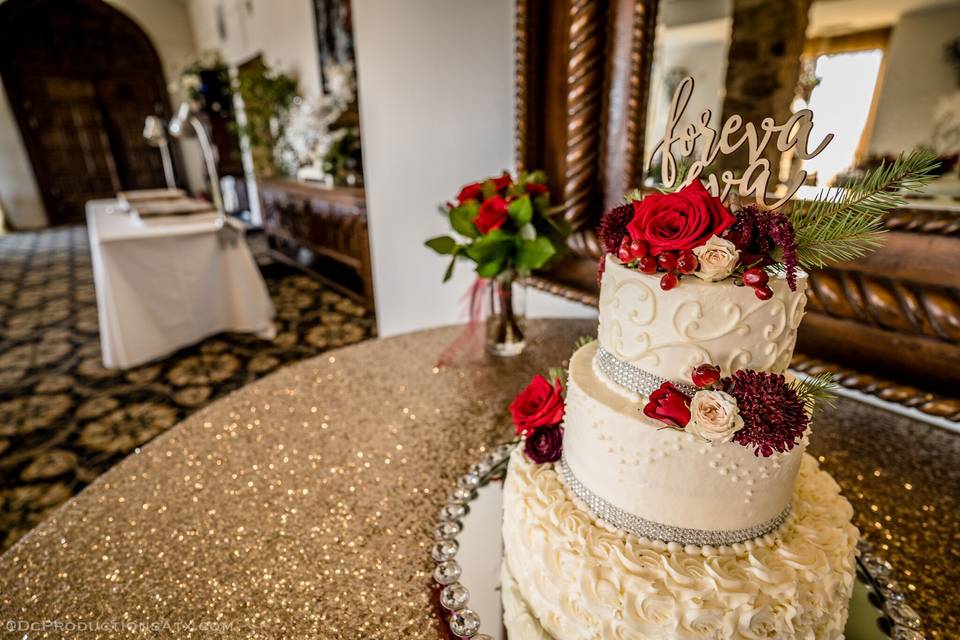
486 272 526 357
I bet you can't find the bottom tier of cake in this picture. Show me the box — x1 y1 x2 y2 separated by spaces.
501 449 859 640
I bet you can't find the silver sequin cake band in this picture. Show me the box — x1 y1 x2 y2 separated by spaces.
557 455 792 546
595 345 698 398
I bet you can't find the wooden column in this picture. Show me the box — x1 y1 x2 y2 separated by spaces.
515 0 660 260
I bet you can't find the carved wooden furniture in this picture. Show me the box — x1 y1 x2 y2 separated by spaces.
514 0 960 422
259 179 374 309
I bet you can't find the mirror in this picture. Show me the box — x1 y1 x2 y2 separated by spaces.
645 0 960 199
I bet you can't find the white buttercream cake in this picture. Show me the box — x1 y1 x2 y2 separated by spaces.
501 256 859 639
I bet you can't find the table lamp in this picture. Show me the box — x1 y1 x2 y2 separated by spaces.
168 102 224 214
142 115 176 189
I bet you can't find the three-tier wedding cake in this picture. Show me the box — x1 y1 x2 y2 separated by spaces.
501 251 858 639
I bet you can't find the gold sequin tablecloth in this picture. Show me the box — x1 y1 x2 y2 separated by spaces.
0 320 957 639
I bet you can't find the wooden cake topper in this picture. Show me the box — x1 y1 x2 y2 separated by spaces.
647 76 835 209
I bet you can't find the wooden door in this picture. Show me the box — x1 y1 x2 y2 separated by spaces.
0 0 173 226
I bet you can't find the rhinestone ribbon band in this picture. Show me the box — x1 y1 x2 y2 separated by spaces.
595 345 698 398
557 455 792 546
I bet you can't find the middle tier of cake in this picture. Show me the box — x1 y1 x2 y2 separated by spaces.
563 341 806 540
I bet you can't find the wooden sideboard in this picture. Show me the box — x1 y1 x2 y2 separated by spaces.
259 179 375 310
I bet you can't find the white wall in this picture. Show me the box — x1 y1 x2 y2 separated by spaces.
869 2 960 155
188 0 322 99
353 0 594 337
0 0 197 229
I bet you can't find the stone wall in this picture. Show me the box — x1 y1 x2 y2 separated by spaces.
720 0 812 177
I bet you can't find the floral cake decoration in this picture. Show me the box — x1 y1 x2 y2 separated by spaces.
644 365 837 457
506 337 601 465
509 371 565 464
597 150 940 298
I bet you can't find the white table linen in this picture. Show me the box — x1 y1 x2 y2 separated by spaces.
87 200 275 369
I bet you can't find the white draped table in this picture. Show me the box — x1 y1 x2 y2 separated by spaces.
86 199 275 369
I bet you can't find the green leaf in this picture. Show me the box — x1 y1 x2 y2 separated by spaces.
519 223 537 241
506 183 525 198
425 235 457 255
465 229 511 264
476 259 504 278
547 367 566 385
516 236 556 272
449 201 479 238
508 195 533 226
442 255 458 282
532 194 550 213
526 170 547 184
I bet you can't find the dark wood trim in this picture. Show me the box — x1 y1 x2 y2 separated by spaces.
516 0 659 261
0 0 174 227
602 0 658 211
792 353 960 422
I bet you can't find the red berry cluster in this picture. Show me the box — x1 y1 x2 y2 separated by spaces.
741 267 773 300
616 238 699 291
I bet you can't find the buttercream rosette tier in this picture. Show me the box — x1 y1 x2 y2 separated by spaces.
502 449 858 640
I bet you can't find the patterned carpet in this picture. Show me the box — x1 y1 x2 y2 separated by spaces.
0 227 375 550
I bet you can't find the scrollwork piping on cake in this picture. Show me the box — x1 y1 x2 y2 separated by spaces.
607 277 657 327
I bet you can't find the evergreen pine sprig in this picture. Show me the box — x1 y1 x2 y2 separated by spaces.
547 367 567 389
789 149 940 269
790 372 838 414
574 335 596 350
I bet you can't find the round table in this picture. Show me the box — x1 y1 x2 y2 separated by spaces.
0 321 957 638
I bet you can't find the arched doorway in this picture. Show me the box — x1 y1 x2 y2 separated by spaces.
0 0 175 226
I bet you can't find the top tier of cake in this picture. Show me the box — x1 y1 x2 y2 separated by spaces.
597 254 808 385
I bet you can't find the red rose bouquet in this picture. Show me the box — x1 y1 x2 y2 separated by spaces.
425 171 570 281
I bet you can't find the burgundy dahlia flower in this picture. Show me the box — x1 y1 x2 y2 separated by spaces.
598 203 635 255
727 206 799 290
724 369 808 457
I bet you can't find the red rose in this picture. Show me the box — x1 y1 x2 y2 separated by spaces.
525 182 548 196
457 182 483 204
627 181 735 255
643 382 691 429
474 195 509 234
509 374 565 436
492 172 512 192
